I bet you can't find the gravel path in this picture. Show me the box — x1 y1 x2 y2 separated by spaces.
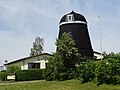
0 80 44 85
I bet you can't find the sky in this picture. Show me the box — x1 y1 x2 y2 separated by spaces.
0 0 120 65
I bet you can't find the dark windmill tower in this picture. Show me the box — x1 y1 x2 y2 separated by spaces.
58 11 93 57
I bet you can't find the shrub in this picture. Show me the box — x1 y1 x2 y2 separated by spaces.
77 61 96 83
45 67 77 81
7 66 20 73
44 61 54 81
0 72 6 81
95 57 120 85
16 69 44 81
44 53 78 81
76 54 120 85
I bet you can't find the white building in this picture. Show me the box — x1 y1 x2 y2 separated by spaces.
5 53 51 70
94 51 104 59
4 51 103 70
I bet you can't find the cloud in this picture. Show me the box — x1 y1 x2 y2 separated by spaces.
0 0 120 65
0 0 78 65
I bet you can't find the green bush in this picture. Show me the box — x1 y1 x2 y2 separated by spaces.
77 61 96 83
7 66 20 73
76 54 120 85
45 67 77 81
0 72 6 81
95 57 120 85
44 53 78 81
44 63 54 81
16 69 44 81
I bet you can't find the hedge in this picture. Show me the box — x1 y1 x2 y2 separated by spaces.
77 61 96 83
16 69 45 81
95 58 120 85
77 55 120 85
0 72 6 81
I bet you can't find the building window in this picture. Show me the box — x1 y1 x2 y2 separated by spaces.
28 63 40 69
66 14 74 22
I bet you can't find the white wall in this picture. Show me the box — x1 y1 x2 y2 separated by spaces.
23 57 48 70
94 53 103 59
6 54 49 70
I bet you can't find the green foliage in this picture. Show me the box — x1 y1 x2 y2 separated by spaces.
96 53 120 85
56 32 80 67
44 56 55 81
45 32 80 81
104 52 120 59
45 52 69 81
0 66 20 81
16 70 44 81
0 72 6 81
7 66 20 73
95 57 120 85
77 53 120 85
78 61 96 83
1 67 45 81
30 36 44 56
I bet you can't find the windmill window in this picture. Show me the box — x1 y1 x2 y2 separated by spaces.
66 14 74 21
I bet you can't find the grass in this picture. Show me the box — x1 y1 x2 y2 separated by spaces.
0 80 120 90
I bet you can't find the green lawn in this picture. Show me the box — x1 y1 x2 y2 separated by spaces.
0 80 120 90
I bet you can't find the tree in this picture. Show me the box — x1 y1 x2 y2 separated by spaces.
6 66 20 73
30 36 44 56
56 32 80 67
45 32 80 81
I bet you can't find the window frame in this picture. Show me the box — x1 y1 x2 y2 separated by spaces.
66 14 74 22
28 63 40 69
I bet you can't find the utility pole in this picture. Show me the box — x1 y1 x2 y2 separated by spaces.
98 15 103 60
